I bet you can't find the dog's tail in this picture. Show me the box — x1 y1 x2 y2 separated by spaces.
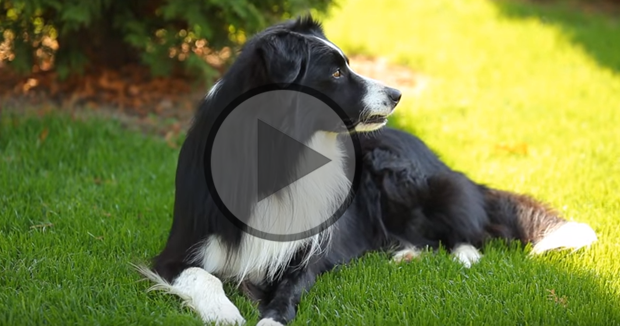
481 187 597 254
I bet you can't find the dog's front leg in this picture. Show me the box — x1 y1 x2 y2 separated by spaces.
138 265 245 325
256 266 316 326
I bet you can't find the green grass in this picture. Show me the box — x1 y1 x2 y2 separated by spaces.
2 0 620 325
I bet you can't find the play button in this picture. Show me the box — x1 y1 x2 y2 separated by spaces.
257 119 332 203
204 84 361 241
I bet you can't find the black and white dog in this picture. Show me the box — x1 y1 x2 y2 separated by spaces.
138 16 597 326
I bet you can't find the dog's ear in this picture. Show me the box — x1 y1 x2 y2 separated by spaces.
257 33 305 86
286 15 326 38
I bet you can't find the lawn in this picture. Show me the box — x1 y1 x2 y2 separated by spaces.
2 0 620 325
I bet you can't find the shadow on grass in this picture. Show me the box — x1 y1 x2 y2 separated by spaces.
493 0 620 74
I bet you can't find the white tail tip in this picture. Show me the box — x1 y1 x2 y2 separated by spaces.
531 222 598 255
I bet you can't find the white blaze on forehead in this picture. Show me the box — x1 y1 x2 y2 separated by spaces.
309 35 383 85
311 36 348 63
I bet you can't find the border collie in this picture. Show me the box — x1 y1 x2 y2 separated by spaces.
137 16 598 326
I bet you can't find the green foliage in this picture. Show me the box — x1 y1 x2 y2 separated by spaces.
0 0 332 80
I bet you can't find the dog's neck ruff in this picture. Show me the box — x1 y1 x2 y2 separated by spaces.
193 131 349 284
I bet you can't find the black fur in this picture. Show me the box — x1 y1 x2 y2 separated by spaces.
146 16 577 325
228 127 572 324
356 127 567 251
151 16 372 278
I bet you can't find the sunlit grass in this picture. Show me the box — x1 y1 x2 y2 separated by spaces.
325 0 620 279
1 0 619 325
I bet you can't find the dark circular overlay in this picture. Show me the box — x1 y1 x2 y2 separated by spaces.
203 84 362 241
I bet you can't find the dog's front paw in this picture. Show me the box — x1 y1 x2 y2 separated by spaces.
197 299 245 326
256 318 285 326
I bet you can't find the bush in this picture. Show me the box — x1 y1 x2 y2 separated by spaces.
0 0 333 81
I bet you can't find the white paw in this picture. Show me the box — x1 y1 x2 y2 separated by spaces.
198 298 245 326
451 244 482 268
257 317 285 326
136 266 246 326
531 222 597 255
392 246 422 263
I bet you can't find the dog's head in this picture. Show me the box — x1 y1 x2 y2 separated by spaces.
237 16 402 133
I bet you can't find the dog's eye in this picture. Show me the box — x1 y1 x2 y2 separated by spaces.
332 69 342 79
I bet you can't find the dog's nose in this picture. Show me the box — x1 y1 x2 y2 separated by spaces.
387 87 402 105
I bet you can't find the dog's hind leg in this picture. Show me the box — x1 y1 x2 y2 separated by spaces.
422 173 489 267
392 245 424 263
451 243 482 268
136 264 245 326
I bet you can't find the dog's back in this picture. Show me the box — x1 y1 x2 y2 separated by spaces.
357 127 597 258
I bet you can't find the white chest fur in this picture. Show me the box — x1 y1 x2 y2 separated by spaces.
193 131 351 283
